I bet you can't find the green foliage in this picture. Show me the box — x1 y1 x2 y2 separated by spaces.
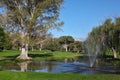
86 17 120 58
44 38 61 51
58 36 75 52
69 41 84 53
59 36 74 45
4 32 13 50
0 27 5 51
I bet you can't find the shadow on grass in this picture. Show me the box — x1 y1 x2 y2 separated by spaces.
0 53 53 61
28 53 53 58
0 55 19 61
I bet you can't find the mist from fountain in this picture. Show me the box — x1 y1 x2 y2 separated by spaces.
85 37 102 68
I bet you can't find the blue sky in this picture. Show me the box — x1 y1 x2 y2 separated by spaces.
51 0 120 39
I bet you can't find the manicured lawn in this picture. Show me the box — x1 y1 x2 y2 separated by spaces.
53 51 81 58
0 71 119 80
0 50 82 61
0 50 20 59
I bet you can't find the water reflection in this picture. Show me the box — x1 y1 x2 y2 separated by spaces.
64 57 79 63
0 57 120 74
17 61 31 72
28 61 56 72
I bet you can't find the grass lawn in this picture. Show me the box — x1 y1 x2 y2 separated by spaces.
0 71 119 80
0 50 82 61
0 50 20 60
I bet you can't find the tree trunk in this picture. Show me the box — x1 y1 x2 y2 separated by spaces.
17 44 31 60
112 47 117 59
65 47 68 52
39 44 42 51
31 46 34 51
39 48 41 51
16 30 31 60
77 50 79 53
63 44 68 52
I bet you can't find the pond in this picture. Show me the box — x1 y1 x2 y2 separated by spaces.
0 57 120 74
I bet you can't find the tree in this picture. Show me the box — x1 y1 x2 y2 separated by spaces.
44 38 61 51
4 32 13 50
37 33 53 51
104 18 120 58
1 0 64 60
69 41 83 53
86 17 120 59
59 36 74 52
0 26 5 51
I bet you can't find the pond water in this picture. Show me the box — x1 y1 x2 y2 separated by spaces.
0 57 120 74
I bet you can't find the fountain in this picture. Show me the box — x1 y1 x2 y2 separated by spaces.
85 37 102 68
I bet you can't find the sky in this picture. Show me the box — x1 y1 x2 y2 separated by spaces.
0 0 120 40
51 0 120 40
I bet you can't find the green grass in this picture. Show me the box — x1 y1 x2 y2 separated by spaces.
50 51 81 60
0 50 20 59
0 71 119 80
0 50 82 61
53 51 81 58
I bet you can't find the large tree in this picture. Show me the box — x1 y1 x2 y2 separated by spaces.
86 17 120 59
69 41 83 53
104 18 120 58
1 0 64 60
44 38 61 51
59 36 74 52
